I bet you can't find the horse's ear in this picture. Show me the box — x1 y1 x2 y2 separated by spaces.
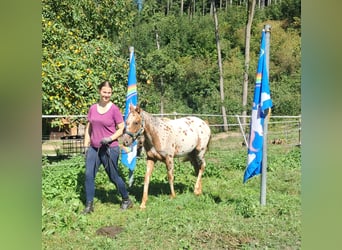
129 103 135 112
136 105 141 114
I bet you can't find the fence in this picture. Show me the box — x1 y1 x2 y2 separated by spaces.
42 113 301 156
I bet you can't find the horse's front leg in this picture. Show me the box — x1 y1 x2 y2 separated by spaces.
165 156 176 198
140 158 155 209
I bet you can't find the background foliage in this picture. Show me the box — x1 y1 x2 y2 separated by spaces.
42 0 301 124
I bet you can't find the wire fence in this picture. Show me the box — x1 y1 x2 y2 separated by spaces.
42 114 301 156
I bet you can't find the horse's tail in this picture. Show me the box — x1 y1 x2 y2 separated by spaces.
203 119 211 153
206 134 212 152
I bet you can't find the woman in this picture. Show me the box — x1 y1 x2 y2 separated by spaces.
82 81 133 214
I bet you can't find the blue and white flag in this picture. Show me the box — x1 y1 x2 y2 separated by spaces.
243 30 273 183
121 47 138 183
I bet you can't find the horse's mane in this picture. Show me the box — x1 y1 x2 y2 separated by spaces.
138 108 167 128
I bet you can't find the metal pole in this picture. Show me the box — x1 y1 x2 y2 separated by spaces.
129 46 134 61
260 24 271 206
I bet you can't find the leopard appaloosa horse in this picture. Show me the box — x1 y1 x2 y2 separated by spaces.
122 104 211 209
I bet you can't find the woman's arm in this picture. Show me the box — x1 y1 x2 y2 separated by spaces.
84 122 91 147
109 122 124 141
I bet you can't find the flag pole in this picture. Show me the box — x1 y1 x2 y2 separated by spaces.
260 24 271 206
129 46 134 63
128 46 134 187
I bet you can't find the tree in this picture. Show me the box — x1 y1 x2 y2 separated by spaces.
41 0 137 125
212 0 228 131
242 0 256 127
41 31 128 116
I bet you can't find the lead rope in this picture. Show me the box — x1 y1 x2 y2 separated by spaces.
93 146 101 177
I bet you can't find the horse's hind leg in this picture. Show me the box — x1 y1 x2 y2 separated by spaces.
165 156 176 199
192 155 205 196
192 123 210 195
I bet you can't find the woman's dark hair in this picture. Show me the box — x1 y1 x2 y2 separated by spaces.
97 80 113 90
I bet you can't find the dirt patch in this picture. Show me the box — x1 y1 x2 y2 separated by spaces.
195 230 258 249
211 131 242 141
96 225 124 239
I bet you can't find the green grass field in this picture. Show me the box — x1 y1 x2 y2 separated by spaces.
42 132 301 249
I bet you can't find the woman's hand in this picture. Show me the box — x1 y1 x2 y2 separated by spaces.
100 137 112 145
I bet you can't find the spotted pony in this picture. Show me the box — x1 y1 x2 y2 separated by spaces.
122 104 211 209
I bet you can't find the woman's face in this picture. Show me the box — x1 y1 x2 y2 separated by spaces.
99 86 112 103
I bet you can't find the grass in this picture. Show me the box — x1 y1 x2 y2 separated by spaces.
42 133 301 249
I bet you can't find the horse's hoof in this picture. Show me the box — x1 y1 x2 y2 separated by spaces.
194 190 202 196
139 204 146 209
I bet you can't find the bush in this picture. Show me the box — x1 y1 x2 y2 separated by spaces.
42 156 87 234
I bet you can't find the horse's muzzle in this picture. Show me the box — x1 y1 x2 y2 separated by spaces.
122 133 133 147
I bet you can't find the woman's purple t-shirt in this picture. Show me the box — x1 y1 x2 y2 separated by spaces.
87 103 124 148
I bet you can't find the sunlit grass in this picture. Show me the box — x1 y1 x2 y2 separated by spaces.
42 134 301 249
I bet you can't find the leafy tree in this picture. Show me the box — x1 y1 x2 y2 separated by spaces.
42 0 138 126
42 0 137 41
265 0 301 30
42 31 128 116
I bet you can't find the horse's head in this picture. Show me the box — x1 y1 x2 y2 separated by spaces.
122 104 144 147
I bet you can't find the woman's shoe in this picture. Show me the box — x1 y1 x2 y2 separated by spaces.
120 198 133 210
82 201 94 214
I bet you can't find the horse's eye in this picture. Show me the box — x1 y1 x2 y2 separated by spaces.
134 122 139 126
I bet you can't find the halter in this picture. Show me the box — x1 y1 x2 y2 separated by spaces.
124 113 145 141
